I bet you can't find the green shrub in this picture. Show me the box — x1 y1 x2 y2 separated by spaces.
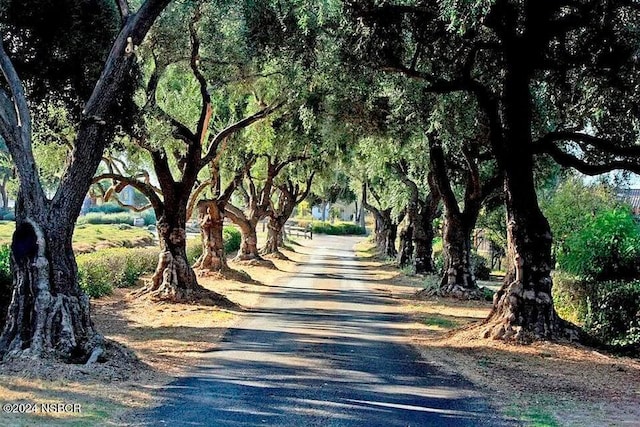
0 208 14 221
471 252 491 280
85 203 127 214
584 280 640 349
552 272 590 325
0 245 12 320
77 247 158 297
77 212 137 226
311 222 366 235
140 210 157 225
557 208 640 281
224 226 242 252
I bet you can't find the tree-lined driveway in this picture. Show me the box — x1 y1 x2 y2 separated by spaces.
139 236 509 426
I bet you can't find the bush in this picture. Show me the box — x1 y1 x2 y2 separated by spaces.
557 208 640 281
77 247 158 297
77 212 137 226
584 280 640 349
311 222 366 235
0 208 14 221
140 210 157 225
471 252 491 280
552 272 590 325
0 245 12 323
85 203 127 214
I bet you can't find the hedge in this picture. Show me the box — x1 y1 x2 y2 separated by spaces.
311 222 366 236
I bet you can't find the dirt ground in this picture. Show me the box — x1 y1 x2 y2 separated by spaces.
353 240 640 427
0 245 307 426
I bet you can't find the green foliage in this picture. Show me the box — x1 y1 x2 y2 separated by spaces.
584 281 640 349
557 208 640 281
554 273 640 349
85 203 128 214
471 252 491 280
77 212 137 226
223 226 242 253
542 177 620 259
140 210 157 226
0 245 11 293
77 247 159 298
0 208 14 221
311 222 366 235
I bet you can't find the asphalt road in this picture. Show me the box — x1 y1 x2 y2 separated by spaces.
138 236 510 426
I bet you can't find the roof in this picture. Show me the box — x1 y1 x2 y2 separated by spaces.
618 188 640 210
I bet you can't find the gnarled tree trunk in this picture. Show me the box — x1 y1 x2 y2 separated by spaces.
263 215 286 257
483 67 575 341
385 218 398 258
236 222 260 261
145 205 202 300
440 214 477 297
413 200 438 274
0 210 102 362
193 200 228 272
398 216 414 268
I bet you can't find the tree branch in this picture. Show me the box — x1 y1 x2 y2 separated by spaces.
199 101 284 168
116 0 130 20
93 173 164 211
186 179 212 220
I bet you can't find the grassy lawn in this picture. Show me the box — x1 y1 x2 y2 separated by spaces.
0 221 155 254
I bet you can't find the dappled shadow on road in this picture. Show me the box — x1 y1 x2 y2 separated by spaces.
135 236 511 426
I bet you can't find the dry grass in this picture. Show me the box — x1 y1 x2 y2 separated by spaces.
356 239 640 427
0 245 305 426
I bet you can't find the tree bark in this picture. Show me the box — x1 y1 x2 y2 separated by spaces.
146 205 201 300
193 200 228 272
385 217 398 258
398 213 414 268
483 65 575 341
440 213 477 296
235 220 261 261
263 215 286 256
0 209 101 362
0 176 8 210
413 199 438 274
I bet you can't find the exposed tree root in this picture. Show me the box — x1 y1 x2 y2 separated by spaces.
233 255 278 269
415 284 488 301
133 283 240 310
480 312 582 343
0 338 156 382
261 250 290 261
196 266 259 285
